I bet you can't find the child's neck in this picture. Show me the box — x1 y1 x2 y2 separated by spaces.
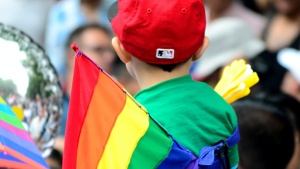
128 56 193 89
134 63 192 90
138 71 189 89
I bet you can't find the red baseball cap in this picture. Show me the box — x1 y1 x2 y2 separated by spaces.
108 0 206 65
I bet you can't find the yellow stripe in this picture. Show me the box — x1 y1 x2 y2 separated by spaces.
0 97 6 104
97 95 149 169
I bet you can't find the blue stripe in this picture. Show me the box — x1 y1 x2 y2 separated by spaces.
0 126 41 155
0 136 48 168
0 152 25 163
157 139 193 169
0 104 16 117
226 126 240 147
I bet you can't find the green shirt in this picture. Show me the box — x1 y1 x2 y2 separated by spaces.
134 75 239 167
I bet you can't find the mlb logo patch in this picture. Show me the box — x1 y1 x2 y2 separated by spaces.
156 49 175 59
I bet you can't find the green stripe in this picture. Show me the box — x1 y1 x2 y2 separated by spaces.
0 111 24 129
229 145 239 167
128 118 172 169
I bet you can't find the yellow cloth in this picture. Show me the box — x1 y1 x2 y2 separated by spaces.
215 59 259 104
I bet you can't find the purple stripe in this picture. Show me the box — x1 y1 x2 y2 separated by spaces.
0 126 41 155
0 120 33 142
157 140 196 169
185 156 199 169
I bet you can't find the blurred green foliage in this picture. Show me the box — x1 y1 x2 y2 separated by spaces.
22 55 51 100
0 78 17 100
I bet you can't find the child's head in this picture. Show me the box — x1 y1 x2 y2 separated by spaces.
108 0 208 77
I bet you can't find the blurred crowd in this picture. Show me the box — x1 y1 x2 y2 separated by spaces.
0 0 299 168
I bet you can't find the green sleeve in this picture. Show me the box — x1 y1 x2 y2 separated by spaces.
229 144 239 168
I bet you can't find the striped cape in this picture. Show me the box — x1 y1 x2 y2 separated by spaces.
0 97 49 168
63 43 202 169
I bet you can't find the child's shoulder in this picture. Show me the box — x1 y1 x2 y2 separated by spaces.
187 81 237 120
189 80 229 101
168 78 235 113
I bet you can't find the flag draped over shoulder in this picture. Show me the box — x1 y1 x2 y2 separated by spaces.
63 43 200 169
0 97 49 169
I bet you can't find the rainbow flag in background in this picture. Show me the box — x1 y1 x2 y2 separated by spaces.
63 43 201 169
0 98 49 168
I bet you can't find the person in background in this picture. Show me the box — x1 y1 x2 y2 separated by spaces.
205 0 267 37
29 102 48 143
278 48 300 103
44 0 114 79
233 99 295 169
263 0 300 52
249 0 300 94
55 23 116 153
251 92 300 169
238 0 271 15
64 23 115 95
190 18 265 87
112 63 140 96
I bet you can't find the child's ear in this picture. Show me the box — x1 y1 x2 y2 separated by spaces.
192 36 209 61
112 37 131 63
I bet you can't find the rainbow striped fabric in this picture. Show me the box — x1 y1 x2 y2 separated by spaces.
0 97 49 168
63 44 203 169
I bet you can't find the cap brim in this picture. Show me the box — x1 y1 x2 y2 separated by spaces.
107 1 118 22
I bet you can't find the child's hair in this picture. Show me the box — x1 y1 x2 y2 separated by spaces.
108 0 206 67
150 60 189 72
233 99 295 169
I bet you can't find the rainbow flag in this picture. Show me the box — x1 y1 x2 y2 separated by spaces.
63 43 203 169
0 98 49 168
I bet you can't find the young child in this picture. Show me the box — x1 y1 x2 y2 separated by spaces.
108 0 239 168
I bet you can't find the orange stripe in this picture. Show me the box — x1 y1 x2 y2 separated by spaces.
0 159 31 168
76 72 126 168
4 146 47 169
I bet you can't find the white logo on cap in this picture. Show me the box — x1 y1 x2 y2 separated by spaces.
156 49 175 59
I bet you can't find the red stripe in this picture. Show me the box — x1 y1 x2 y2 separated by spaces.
62 51 100 169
